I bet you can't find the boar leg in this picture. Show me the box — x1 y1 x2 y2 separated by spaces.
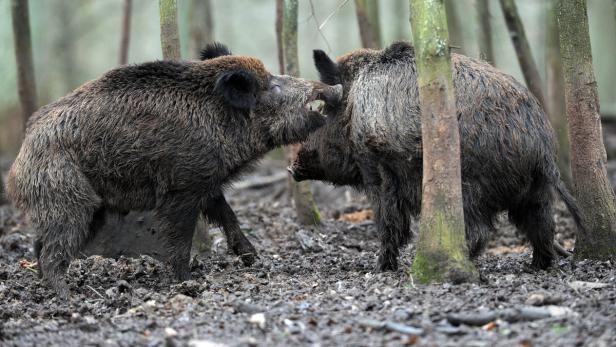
508 189 555 270
34 207 106 279
203 193 257 266
34 157 102 299
464 212 493 258
373 167 413 272
155 195 200 281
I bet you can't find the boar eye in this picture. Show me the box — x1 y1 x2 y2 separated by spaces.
270 84 282 94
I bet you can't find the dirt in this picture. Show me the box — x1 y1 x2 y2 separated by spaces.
1 155 616 347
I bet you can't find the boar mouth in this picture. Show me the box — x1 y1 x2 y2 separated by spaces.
287 163 307 182
304 99 326 114
304 84 343 118
288 162 327 182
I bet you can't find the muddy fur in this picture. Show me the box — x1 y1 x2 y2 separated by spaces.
8 43 342 298
290 41 585 272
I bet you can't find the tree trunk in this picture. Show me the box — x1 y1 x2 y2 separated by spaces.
276 0 284 74
119 0 132 65
159 0 210 251
281 0 322 225
11 0 37 134
49 0 78 96
444 0 464 54
476 0 494 63
159 0 181 60
409 0 478 284
558 0 616 259
499 0 546 109
546 0 571 187
189 0 213 59
393 0 410 42
0 176 5 204
355 0 381 49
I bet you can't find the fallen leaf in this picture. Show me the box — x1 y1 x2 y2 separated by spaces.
405 335 419 345
19 259 36 269
482 322 497 331
338 209 373 223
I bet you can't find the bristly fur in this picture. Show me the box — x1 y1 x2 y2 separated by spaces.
7 46 338 298
200 42 232 60
293 41 586 272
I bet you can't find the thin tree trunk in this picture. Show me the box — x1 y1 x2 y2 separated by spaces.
546 0 571 187
159 0 181 60
53 0 78 93
276 0 284 74
409 0 478 284
393 0 410 41
444 0 464 54
499 0 547 109
159 0 210 251
11 0 37 134
189 0 213 59
281 0 322 225
0 176 5 204
476 0 494 63
119 0 132 65
355 0 381 49
558 0 616 259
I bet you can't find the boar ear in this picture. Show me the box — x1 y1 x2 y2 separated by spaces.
313 50 341 86
200 42 232 60
215 69 258 110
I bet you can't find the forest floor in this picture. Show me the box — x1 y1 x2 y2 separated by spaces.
1 125 616 346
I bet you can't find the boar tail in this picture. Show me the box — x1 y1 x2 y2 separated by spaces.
554 180 588 242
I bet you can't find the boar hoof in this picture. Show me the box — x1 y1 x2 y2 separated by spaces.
236 244 258 267
172 262 192 282
52 282 70 301
230 237 258 266
376 255 398 272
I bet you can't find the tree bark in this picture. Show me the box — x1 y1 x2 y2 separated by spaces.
355 0 381 49
281 0 322 225
476 0 494 63
0 176 5 204
444 0 464 54
119 0 132 65
159 0 210 251
189 0 213 59
11 0 37 134
49 0 78 96
159 0 181 60
558 0 616 259
276 0 284 74
409 0 478 284
393 0 410 42
546 0 571 187
499 0 547 109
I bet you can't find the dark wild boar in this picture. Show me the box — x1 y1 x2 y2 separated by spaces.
8 43 342 298
289 42 584 272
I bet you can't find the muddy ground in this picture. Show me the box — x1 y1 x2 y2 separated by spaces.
2 140 616 346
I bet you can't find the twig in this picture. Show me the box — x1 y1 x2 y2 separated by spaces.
318 0 350 31
308 0 332 53
358 319 423 335
87 284 105 300
232 172 288 190
447 306 578 326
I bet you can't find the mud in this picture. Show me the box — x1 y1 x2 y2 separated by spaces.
1 155 615 346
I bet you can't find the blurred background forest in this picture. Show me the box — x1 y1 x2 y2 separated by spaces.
1 0 615 155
